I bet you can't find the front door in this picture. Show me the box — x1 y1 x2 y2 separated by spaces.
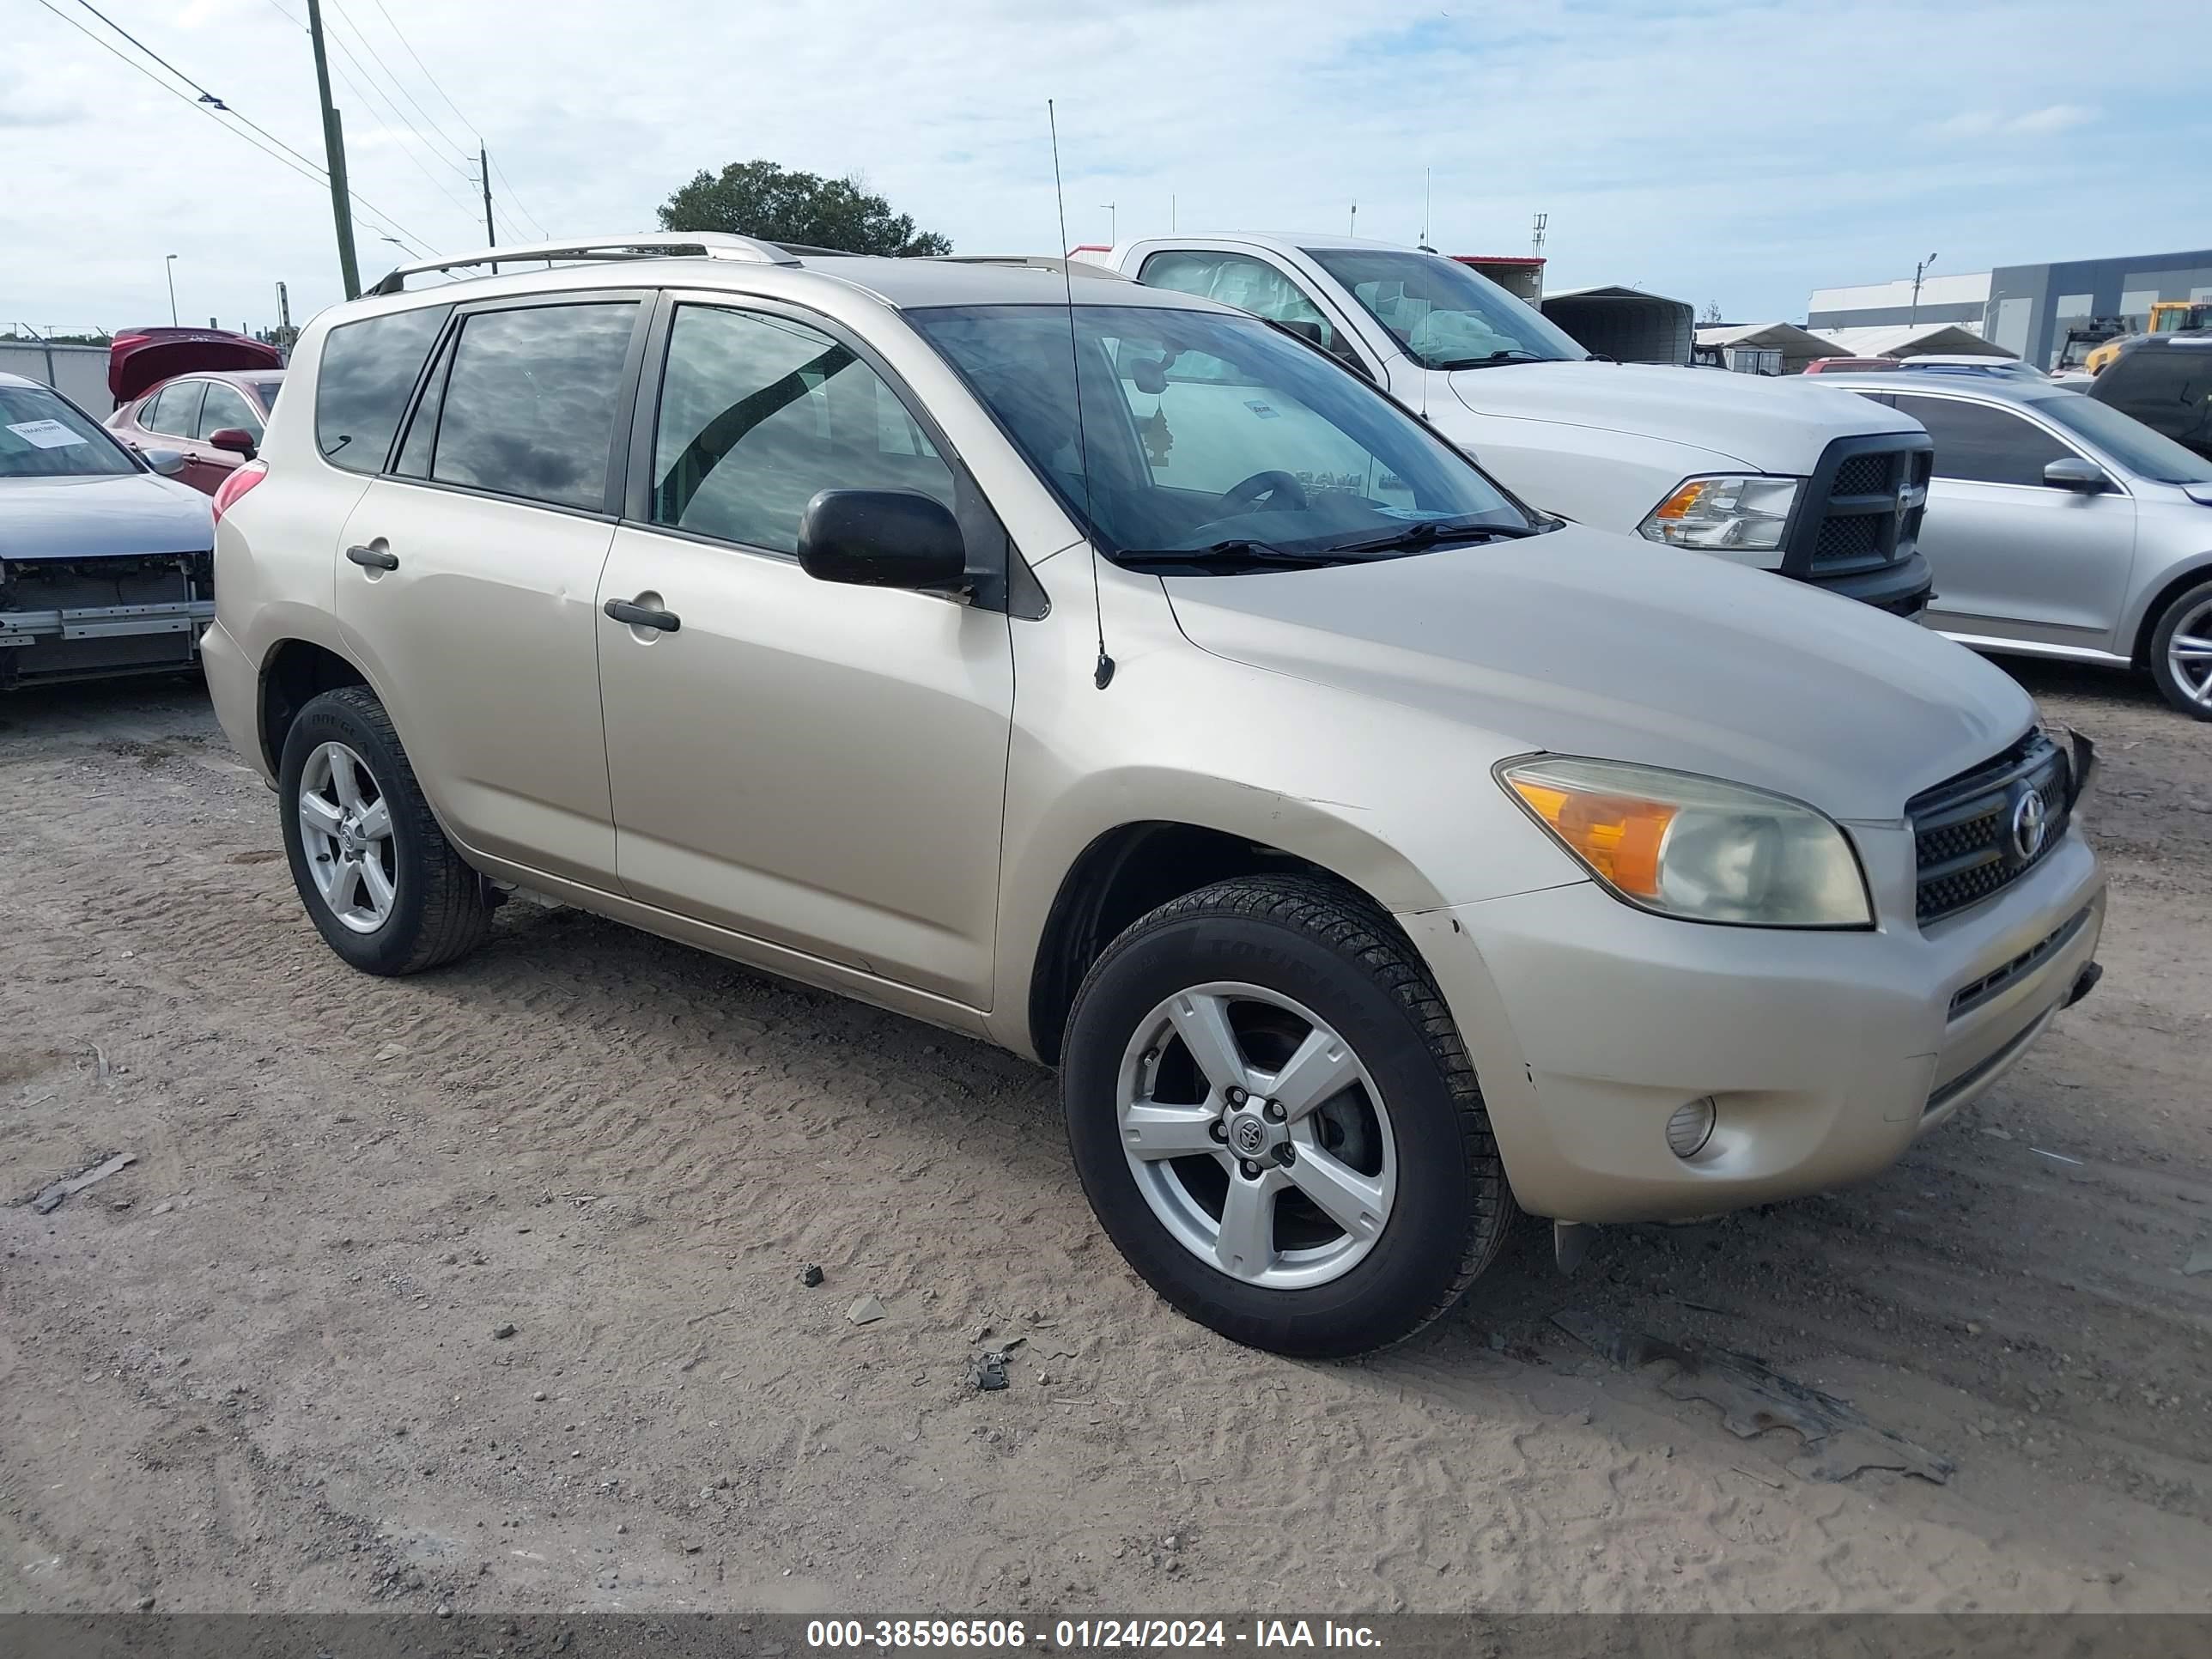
334 296 647 886
1893 392 2138 652
596 298 1013 1007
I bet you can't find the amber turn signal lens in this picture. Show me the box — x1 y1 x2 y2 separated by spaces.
1507 779 1676 899
1648 479 1711 522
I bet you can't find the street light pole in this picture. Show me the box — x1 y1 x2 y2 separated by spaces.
1099 202 1115 245
1910 252 1938 327
165 254 179 325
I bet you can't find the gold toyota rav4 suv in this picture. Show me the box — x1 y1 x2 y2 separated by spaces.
202 235 2106 1356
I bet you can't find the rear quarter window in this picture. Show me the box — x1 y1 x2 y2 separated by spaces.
314 305 453 473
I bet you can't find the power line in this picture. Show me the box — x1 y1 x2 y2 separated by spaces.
486 152 549 239
356 0 554 241
32 0 429 254
325 0 473 168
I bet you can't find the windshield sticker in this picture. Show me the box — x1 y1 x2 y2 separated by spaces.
1242 400 1280 420
6 419 90 450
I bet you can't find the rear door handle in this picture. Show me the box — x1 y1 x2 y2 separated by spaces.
346 544 399 571
604 599 680 633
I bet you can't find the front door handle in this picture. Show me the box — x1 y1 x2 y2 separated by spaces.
346 544 399 571
604 598 680 633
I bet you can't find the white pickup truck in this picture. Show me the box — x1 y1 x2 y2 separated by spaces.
1103 234 1936 614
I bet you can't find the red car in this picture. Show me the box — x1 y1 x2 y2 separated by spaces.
105 328 286 495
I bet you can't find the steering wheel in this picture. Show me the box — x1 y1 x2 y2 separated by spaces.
1221 470 1310 513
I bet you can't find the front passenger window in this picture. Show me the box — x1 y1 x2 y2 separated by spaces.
650 305 954 556
1893 394 2071 487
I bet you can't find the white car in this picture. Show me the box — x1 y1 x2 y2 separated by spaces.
1107 234 1936 614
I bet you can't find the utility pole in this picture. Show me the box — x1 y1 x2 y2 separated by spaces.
306 0 362 301
1910 252 1938 326
480 143 500 272
1349 199 1358 237
1531 212 1547 259
276 282 291 332
165 253 179 325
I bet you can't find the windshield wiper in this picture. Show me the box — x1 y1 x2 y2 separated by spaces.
1115 539 1370 572
1320 518 1545 556
1427 349 1550 369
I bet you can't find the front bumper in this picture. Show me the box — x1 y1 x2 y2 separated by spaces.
1 555 214 687
1404 826 2104 1224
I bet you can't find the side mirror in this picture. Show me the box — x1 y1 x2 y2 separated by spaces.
2044 457 2110 493
798 489 968 593
141 448 188 477
210 428 259 459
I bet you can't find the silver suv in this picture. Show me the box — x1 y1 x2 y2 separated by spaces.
203 234 2106 1357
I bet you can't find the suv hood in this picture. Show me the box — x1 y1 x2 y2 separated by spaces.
1164 526 2031 822
1447 361 1919 472
0 472 213 562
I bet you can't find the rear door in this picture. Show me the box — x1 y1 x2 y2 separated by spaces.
1893 391 2137 651
191 380 263 481
593 294 1013 1006
333 294 648 888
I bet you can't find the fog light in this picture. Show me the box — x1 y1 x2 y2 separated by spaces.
1667 1097 1717 1159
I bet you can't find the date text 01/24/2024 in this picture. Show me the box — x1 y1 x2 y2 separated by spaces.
805 1620 1384 1650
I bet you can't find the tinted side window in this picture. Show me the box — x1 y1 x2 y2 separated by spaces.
650 305 954 555
315 303 453 473
147 381 204 438
2100 349 2210 442
430 303 637 511
197 382 262 441
1894 395 2071 487
1139 251 1358 367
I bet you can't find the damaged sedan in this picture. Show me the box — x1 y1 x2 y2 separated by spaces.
1 372 215 689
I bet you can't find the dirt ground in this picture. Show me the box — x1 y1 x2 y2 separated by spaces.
2 659 2207 1616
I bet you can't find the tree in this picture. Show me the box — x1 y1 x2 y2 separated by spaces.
1699 301 1725 326
657 161 951 257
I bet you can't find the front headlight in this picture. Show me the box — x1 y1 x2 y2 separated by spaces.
1498 756 1872 927
1638 475 1801 551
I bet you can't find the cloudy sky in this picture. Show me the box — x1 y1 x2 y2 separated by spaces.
8 0 2209 337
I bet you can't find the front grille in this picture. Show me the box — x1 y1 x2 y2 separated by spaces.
1908 732 2073 924
1781 433 1934 586
1832 453 1894 498
1813 514 1881 563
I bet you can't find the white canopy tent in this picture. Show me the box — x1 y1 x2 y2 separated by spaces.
1814 324 2014 361
1694 323 1846 376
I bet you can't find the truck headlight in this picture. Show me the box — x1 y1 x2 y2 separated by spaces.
1498 756 1872 928
1638 476 1800 551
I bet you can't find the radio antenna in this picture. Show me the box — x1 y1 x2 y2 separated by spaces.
1049 99 1113 690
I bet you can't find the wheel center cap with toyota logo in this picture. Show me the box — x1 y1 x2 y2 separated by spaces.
1229 1113 1270 1157
2009 785 2049 863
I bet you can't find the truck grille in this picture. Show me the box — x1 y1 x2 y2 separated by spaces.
1907 732 2072 924
1804 445 1932 568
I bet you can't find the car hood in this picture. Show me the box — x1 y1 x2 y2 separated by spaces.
0 471 214 561
1447 362 1920 471
1163 526 2033 822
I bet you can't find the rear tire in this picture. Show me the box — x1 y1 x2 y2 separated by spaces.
2148 577 2212 719
1062 874 1513 1358
278 685 492 975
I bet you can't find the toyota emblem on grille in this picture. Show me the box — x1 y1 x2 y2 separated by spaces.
2009 786 2049 862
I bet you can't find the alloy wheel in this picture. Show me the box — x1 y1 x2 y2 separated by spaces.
1115 982 1397 1290
296 740 397 933
2168 595 2212 709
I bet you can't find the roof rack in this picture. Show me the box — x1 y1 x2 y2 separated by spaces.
369 233 800 295
933 255 1132 281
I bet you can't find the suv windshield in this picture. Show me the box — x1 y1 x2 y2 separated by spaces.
2039 389 2212 484
1 382 139 479
1301 248 1588 369
909 302 1537 568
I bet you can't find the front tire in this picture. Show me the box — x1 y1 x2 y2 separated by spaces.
278 685 492 975
2148 577 2212 719
1062 875 1513 1358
